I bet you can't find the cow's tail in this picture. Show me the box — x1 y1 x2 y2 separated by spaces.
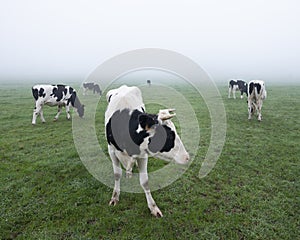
254 85 259 99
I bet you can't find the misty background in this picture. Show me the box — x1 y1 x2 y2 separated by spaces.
0 0 299 84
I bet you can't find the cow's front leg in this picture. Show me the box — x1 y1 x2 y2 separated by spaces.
40 109 46 123
137 157 163 217
65 105 71 120
228 88 231 98
108 147 122 206
54 105 62 121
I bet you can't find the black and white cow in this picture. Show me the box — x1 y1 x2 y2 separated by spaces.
32 84 85 124
228 79 248 99
146 80 151 86
247 80 267 121
105 85 189 217
83 82 102 95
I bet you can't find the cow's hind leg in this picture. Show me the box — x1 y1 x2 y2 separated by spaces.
109 147 122 206
247 100 253 120
32 102 44 124
137 157 163 217
257 100 263 121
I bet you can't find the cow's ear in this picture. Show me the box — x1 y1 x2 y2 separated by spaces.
139 114 156 130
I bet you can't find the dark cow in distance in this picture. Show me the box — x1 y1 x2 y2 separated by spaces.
105 85 189 217
247 80 267 121
32 84 85 125
83 82 102 95
228 79 248 99
146 80 151 86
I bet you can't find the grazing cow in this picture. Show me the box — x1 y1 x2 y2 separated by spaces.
247 80 267 121
83 82 102 95
32 84 85 125
228 79 248 99
105 85 189 217
146 80 151 86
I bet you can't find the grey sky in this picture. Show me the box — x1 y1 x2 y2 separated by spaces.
0 0 299 83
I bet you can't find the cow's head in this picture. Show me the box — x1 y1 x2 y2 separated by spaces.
76 104 85 118
147 109 189 165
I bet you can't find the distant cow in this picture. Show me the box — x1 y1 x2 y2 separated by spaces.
228 79 248 99
83 82 102 95
247 80 267 121
146 80 151 86
105 85 189 217
32 84 85 125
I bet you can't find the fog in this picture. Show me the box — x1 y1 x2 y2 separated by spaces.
0 0 299 84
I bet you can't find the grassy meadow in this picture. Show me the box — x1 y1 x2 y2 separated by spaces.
0 82 299 239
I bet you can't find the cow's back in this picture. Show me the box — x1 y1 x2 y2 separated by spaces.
248 80 266 99
105 85 145 124
32 85 55 101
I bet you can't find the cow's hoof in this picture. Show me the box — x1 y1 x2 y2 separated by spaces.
53 118 58 122
109 198 119 206
126 171 133 178
151 206 163 218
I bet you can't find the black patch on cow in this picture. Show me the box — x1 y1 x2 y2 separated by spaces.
249 82 254 95
32 87 46 100
106 109 158 156
39 88 46 98
138 113 157 130
237 80 248 96
32 88 39 100
51 84 66 101
93 84 102 95
67 90 84 117
229 80 236 88
148 125 175 153
249 82 261 95
67 90 75 107
69 87 74 95
255 83 261 94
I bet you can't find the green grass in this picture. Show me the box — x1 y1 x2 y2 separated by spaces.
0 83 299 239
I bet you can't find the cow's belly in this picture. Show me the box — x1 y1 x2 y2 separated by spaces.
232 85 239 90
44 98 66 107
